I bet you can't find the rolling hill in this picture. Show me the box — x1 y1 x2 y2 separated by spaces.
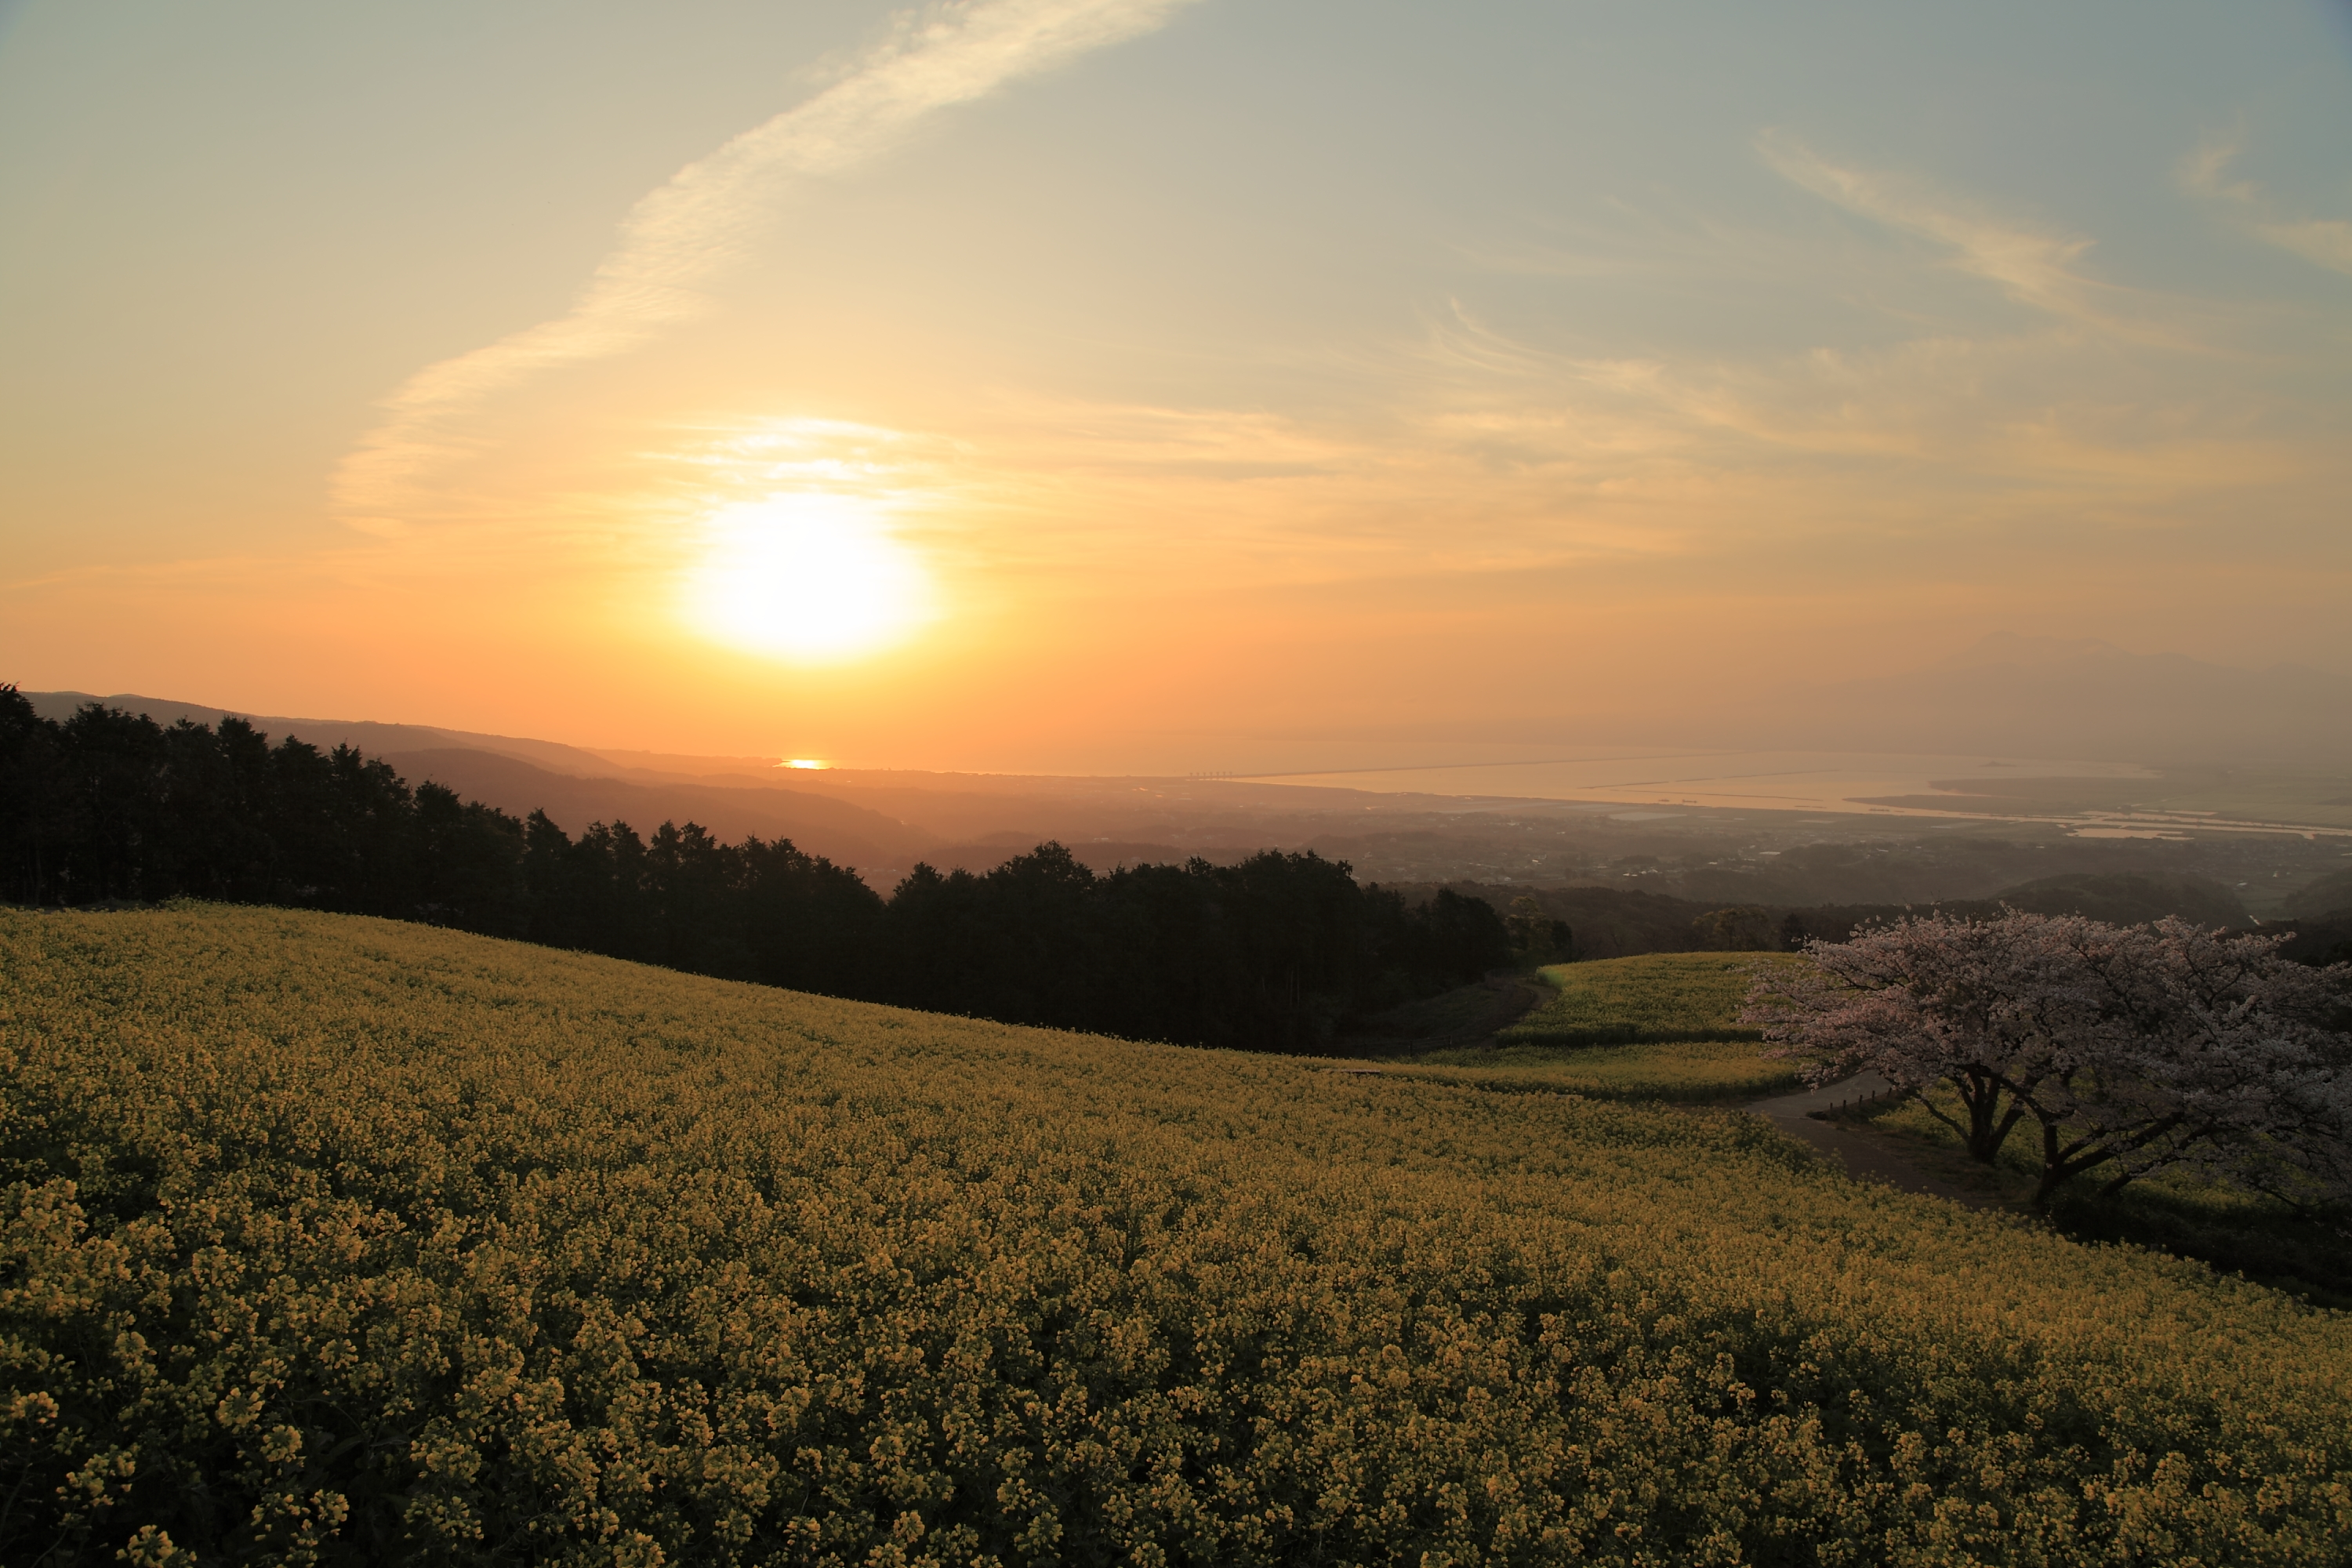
22 689 939 880
20 688 631 777
376 746 935 878
5 905 2347 1564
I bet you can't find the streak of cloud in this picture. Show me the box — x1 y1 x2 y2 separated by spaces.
333 0 1200 532
1756 131 2196 347
2182 132 2352 278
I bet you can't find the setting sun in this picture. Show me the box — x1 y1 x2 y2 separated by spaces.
684 495 931 662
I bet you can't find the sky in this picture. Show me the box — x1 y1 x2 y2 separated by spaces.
3 0 2349 772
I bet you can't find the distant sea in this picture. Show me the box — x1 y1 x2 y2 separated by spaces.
1236 749 2157 818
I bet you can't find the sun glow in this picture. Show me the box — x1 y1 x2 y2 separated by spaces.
686 495 932 662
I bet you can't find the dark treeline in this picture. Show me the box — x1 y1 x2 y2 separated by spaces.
0 691 1506 1050
1428 874 2350 966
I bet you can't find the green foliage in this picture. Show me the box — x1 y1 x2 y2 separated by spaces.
1501 953 1806 1048
1393 1040 1804 1102
1688 906 1778 953
1502 895 1572 963
5 908 2352 1565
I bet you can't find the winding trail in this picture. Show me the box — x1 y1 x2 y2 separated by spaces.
1747 1076 1987 1207
1342 972 1552 1058
1351 982 1995 1210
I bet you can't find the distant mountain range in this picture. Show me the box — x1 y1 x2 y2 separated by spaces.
19 690 1423 884
21 690 640 779
23 675 2352 930
21 691 939 877
376 748 936 876
25 646 2351 902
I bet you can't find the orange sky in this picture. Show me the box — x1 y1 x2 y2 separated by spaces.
5 0 2349 771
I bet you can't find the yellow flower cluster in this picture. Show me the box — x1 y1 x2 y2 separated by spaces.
3 907 2347 1565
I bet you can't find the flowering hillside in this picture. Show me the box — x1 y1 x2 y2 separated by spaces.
4 907 2349 1565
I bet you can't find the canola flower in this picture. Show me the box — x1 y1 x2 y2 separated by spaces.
3 906 2350 1565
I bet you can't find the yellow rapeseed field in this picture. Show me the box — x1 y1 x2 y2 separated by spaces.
5 907 2350 1566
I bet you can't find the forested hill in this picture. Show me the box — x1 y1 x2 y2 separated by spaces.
1417 872 2294 961
0 690 1506 1051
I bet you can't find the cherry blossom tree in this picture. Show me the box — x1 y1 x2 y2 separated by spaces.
1743 911 2352 1209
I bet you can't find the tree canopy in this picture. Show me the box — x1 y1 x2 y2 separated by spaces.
0 688 1504 1052
1746 910 2352 1207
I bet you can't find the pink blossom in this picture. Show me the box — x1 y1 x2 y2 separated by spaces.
1742 912 2352 1209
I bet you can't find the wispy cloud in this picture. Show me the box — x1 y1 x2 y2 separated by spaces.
1756 131 2196 346
2181 132 2352 278
333 0 1200 532
1396 291 2318 531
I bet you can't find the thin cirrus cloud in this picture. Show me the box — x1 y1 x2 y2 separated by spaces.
2180 133 2352 278
1755 130 2194 347
331 0 1203 534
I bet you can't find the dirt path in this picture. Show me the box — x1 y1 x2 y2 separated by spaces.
1747 1076 1989 1207
1341 989 1991 1212
1339 972 1552 1058
1459 973 1552 1047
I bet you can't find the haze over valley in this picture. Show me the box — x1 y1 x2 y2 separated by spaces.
27 684 2350 928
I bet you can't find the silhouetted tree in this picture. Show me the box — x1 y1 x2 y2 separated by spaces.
0 695 1504 1053
1407 887 1512 985
1505 894 1573 961
0 686 72 903
739 833 887 993
1691 905 1777 952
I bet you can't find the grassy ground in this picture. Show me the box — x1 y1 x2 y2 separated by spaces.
1846 1087 2352 1307
1499 951 1806 1047
1394 1039 1803 1102
1373 951 1809 1102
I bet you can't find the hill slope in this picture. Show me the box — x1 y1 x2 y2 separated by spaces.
1984 871 2249 927
1501 953 1802 1047
2290 867 2352 918
5 908 2349 1565
17 690 936 879
20 688 627 776
378 746 935 876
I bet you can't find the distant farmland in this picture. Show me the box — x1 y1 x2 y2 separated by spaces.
5 908 2348 1565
